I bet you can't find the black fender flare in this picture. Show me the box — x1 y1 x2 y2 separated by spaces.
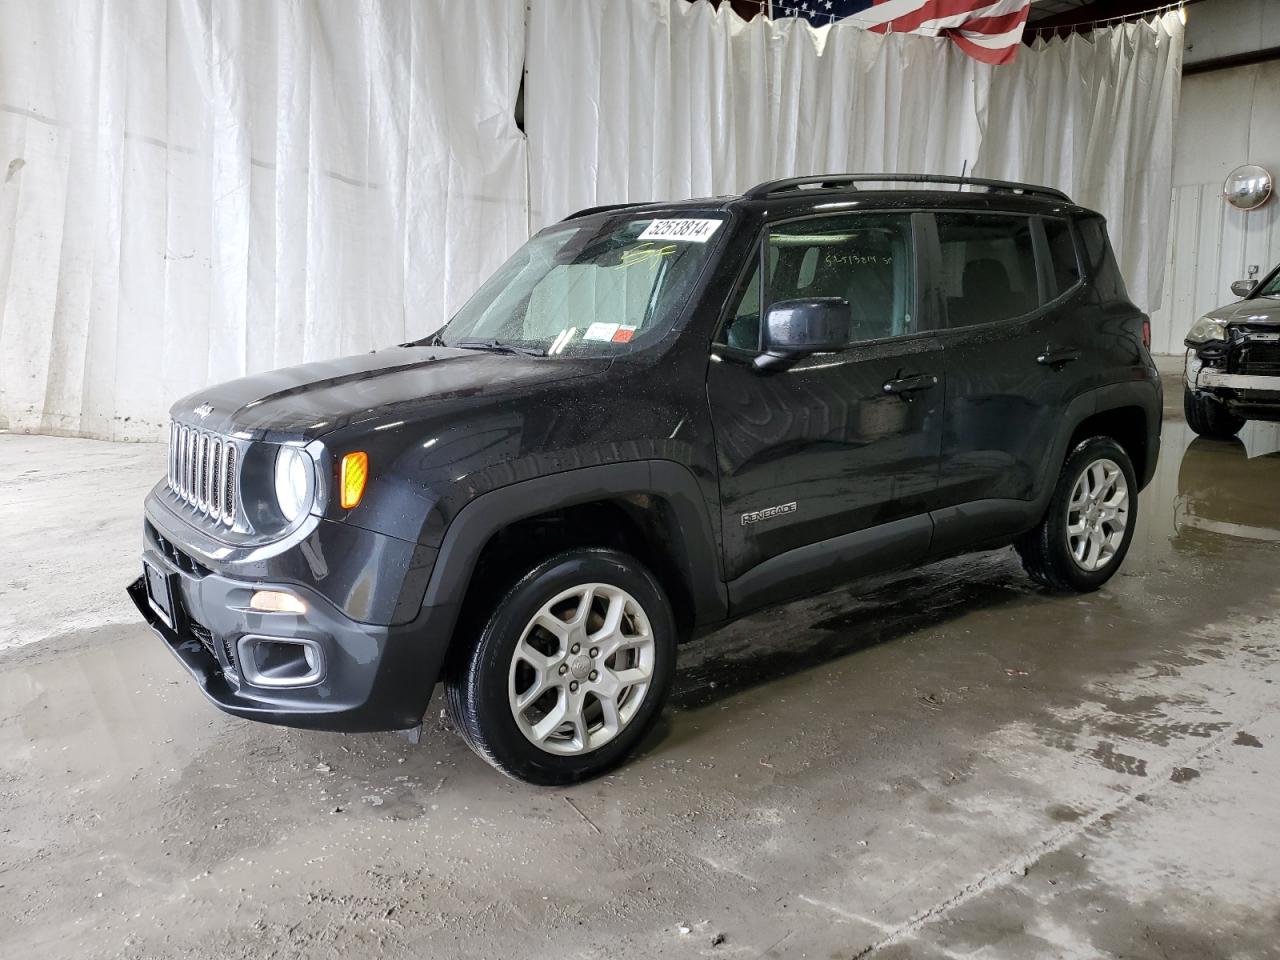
418 460 729 649
1037 378 1162 514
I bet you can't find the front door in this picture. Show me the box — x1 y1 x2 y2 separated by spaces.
706 212 944 606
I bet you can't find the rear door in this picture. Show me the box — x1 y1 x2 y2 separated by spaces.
930 210 1088 534
706 211 945 601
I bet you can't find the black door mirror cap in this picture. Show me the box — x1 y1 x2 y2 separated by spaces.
754 297 850 372
1231 279 1258 298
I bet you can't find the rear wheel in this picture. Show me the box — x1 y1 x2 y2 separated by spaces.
1015 436 1138 592
445 548 676 785
1184 387 1245 439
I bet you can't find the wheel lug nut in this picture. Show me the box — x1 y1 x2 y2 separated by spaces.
589 647 598 658
558 664 568 675
589 670 598 681
569 681 579 692
571 643 580 654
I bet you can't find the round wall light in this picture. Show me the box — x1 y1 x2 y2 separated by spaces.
1223 164 1273 210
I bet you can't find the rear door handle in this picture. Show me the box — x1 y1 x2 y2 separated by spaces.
883 373 939 396
1037 347 1082 369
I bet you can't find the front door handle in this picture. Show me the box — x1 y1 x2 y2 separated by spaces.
883 373 939 397
1037 346 1082 369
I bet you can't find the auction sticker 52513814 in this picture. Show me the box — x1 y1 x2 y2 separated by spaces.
638 218 722 243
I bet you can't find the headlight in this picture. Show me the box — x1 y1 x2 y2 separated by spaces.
1185 317 1227 345
273 446 314 523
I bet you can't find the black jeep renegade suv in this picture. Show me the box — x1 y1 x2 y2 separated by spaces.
129 174 1162 784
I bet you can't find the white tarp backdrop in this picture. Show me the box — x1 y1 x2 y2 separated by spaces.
527 0 1183 313
1 0 1182 441
0 0 528 440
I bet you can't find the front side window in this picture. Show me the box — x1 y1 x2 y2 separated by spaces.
440 215 726 356
936 212 1039 327
719 213 915 350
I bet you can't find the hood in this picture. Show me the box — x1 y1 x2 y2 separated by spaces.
171 346 602 440
1204 296 1280 326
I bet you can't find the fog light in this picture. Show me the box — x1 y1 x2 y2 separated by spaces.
250 590 307 614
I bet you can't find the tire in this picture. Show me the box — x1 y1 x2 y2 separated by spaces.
445 548 676 785
1184 386 1245 439
1015 436 1138 593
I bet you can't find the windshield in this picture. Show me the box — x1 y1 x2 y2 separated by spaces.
437 214 726 356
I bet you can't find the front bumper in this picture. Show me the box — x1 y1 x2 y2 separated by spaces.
1194 370 1280 392
130 505 454 733
1185 348 1280 418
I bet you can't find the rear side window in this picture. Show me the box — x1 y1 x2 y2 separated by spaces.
1076 216 1129 302
1043 217 1082 297
936 213 1039 327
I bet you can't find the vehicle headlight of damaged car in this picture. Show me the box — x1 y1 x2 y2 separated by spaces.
1185 317 1228 347
273 445 315 523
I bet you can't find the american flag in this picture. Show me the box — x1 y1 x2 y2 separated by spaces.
769 1 1033 65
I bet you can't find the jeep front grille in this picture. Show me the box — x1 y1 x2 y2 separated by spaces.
168 422 239 526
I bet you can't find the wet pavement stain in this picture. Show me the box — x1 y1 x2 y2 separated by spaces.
1234 731 1264 748
1086 740 1149 777
1170 766 1201 783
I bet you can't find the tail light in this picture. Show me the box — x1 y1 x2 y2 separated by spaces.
1142 318 1152 350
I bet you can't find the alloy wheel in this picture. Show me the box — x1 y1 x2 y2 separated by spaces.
507 583 655 755
1066 457 1129 572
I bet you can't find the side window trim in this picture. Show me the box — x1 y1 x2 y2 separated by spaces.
1029 216 1053 305
711 225 768 353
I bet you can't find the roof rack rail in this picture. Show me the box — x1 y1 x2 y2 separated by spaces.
561 201 648 221
743 174 1071 203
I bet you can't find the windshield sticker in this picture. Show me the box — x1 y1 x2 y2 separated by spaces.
639 218 723 243
612 326 637 344
583 322 620 342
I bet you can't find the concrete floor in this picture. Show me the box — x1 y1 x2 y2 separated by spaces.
4 381 1280 958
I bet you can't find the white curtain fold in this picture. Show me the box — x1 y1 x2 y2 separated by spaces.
526 0 1183 315
526 0 992 229
0 0 528 441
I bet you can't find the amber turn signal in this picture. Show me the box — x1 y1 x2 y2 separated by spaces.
340 451 369 509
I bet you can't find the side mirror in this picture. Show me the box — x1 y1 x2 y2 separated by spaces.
754 298 850 372
1231 279 1257 298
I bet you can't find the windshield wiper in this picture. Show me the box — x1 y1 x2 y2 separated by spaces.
455 338 547 357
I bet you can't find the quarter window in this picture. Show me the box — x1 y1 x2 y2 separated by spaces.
936 213 1039 327
718 213 915 349
1044 217 1082 297
1077 216 1129 302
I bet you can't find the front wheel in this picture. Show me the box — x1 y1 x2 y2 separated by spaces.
445 548 676 785
1015 436 1138 592
1184 387 1245 439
